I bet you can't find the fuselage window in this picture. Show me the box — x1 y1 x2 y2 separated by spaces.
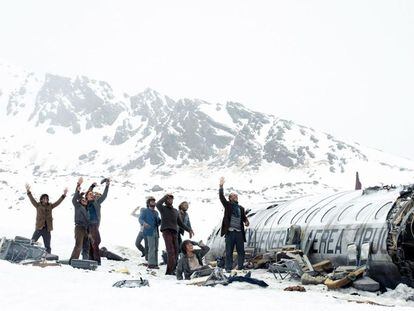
374 202 393 220
290 209 306 224
320 205 337 223
337 204 354 222
355 203 374 221
278 210 292 225
263 210 280 226
305 208 322 223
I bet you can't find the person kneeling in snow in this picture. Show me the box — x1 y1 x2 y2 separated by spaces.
176 240 212 280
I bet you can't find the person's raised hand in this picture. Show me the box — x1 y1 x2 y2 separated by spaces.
219 177 225 187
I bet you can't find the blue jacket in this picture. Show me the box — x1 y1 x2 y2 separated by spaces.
139 207 161 237
87 185 109 225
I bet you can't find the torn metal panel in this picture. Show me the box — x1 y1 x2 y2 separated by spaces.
0 236 47 263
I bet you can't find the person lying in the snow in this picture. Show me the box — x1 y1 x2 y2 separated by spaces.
25 183 68 254
176 240 212 280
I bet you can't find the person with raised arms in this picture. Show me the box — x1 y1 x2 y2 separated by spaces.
25 183 68 254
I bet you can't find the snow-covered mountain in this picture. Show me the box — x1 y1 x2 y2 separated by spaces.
1 60 413 191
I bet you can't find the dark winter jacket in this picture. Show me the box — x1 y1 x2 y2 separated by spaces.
72 188 89 228
87 185 109 225
219 187 248 241
139 207 161 237
178 210 192 235
27 191 66 231
176 242 210 280
156 195 191 233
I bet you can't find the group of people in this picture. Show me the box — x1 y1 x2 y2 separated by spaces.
26 177 110 264
25 176 250 279
132 194 196 275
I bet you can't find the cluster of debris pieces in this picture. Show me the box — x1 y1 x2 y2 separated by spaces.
246 245 380 292
187 268 269 287
0 236 127 270
0 236 396 293
0 236 57 265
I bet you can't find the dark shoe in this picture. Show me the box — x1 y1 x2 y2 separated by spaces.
147 265 159 269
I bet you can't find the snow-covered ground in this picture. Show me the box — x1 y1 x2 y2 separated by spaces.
1 180 414 311
1 248 414 311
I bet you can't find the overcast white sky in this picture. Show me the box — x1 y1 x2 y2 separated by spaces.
1 0 413 160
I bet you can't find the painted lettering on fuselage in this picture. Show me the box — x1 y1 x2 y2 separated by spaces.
246 226 388 255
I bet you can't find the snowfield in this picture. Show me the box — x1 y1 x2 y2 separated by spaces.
1 251 414 311
1 181 414 311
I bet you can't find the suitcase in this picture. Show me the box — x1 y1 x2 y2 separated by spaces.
44 253 59 261
70 259 98 270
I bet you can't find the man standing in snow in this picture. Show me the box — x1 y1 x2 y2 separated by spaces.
85 178 110 265
140 196 161 268
219 177 249 272
26 183 68 254
69 177 90 263
131 206 147 258
177 201 192 248
156 193 194 275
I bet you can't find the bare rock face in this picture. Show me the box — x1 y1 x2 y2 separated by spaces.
151 185 164 192
30 74 124 133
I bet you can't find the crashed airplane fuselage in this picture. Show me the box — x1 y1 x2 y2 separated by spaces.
206 186 414 288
